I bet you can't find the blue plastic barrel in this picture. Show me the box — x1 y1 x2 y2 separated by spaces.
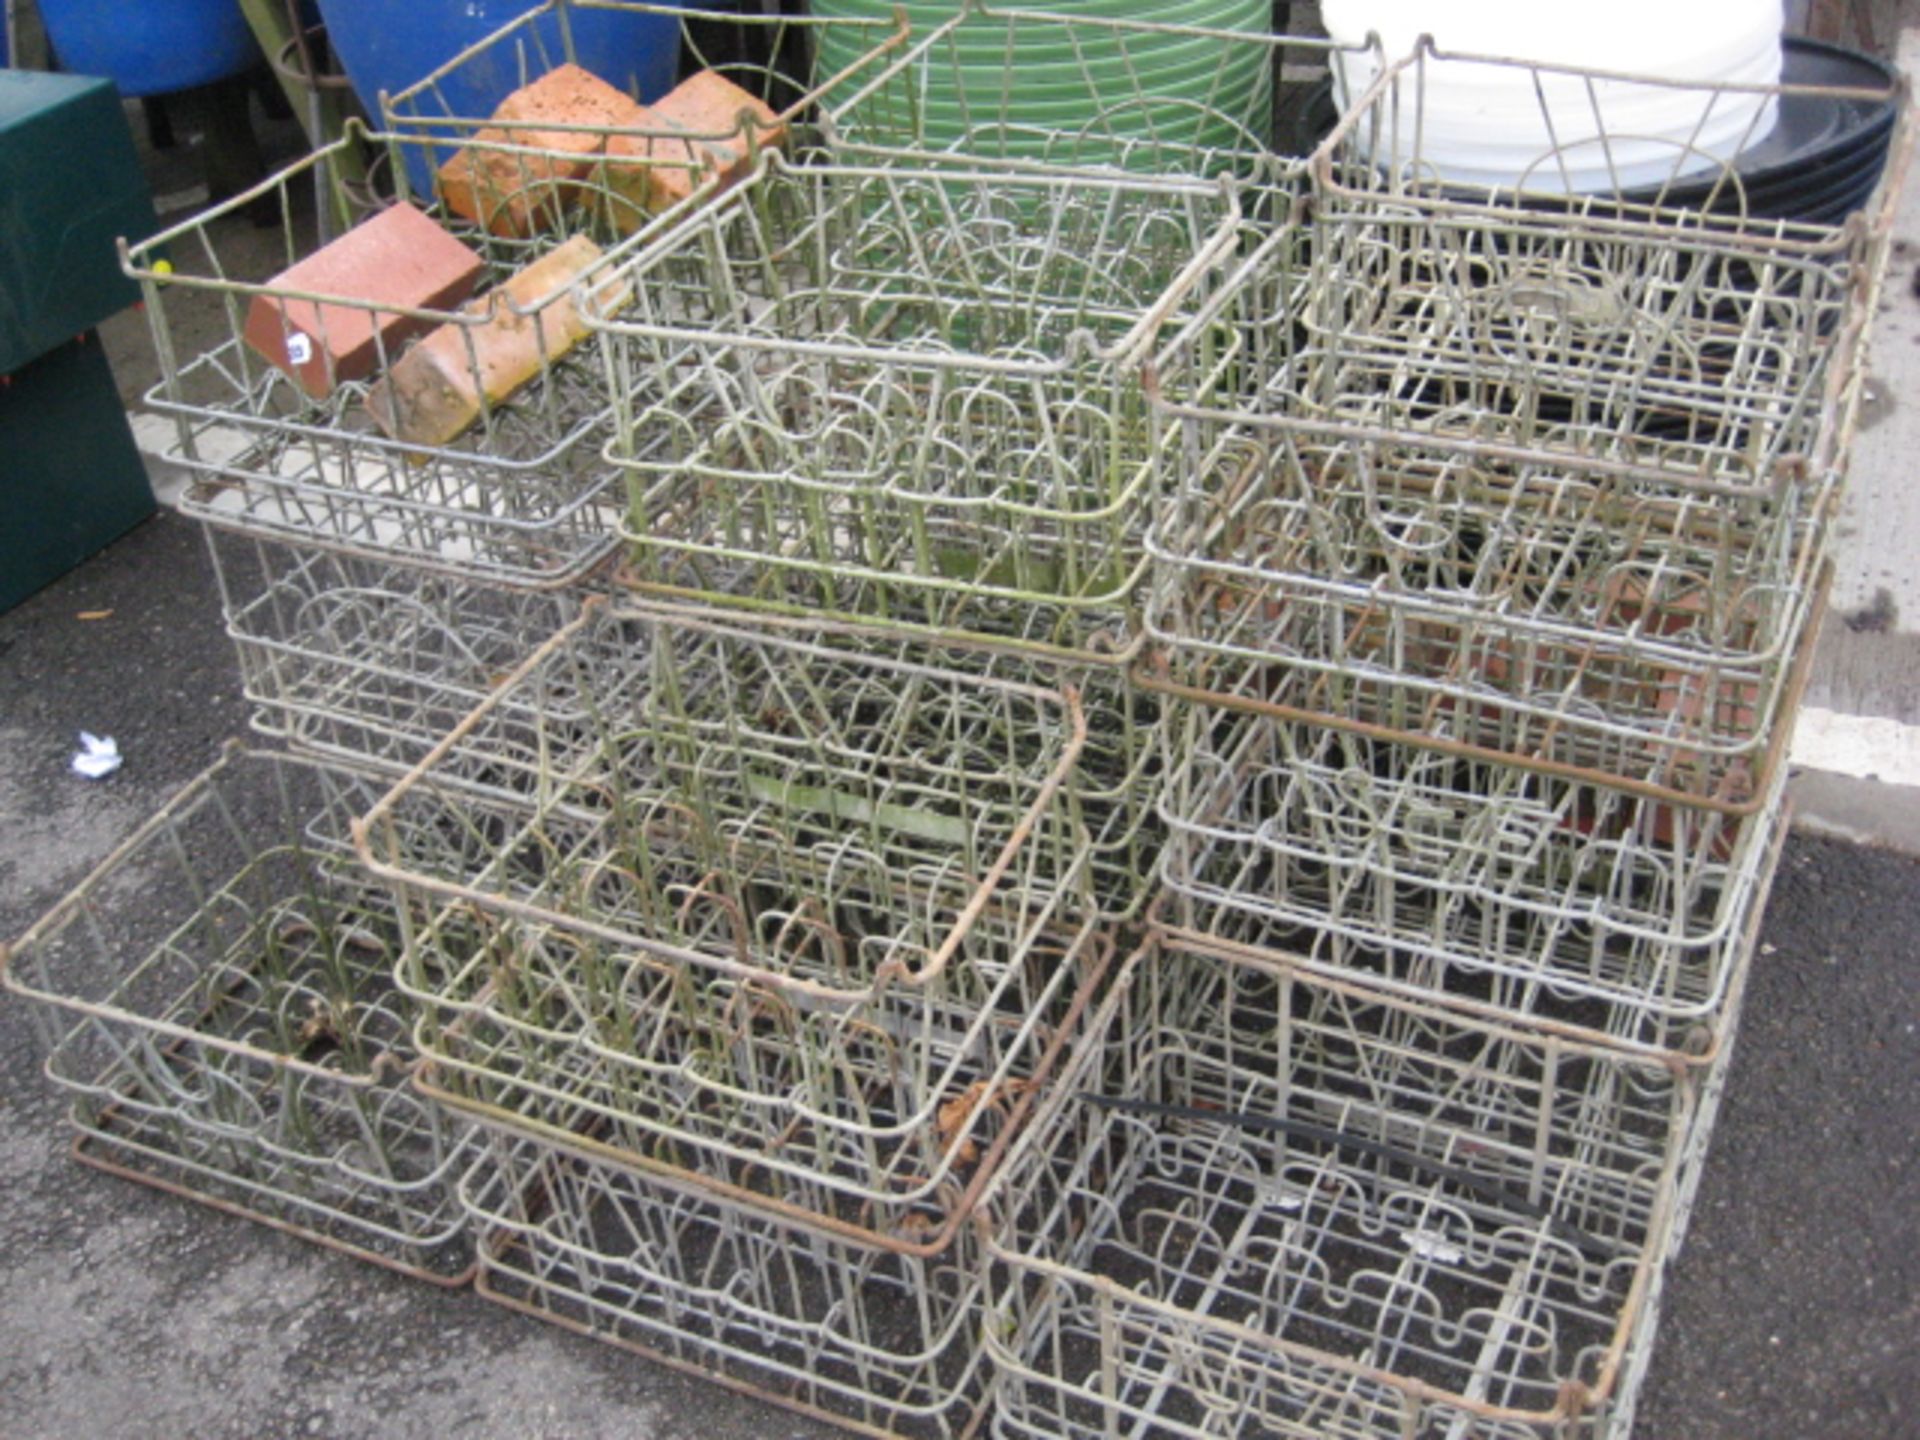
320 0 685 193
38 0 259 96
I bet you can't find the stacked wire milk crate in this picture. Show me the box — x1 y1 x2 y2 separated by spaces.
0 1 1910 1436
1002 39 1906 1440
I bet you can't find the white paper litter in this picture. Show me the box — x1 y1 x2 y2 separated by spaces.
1400 1229 1464 1265
71 731 122 780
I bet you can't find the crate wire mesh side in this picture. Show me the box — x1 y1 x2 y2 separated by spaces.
980 940 1698 1440
676 603 1167 921
0 749 473 1282
380 0 919 226
123 124 694 588
352 600 1100 1241
818 0 1379 186
409 907 1109 1249
1140 410 1837 802
210 529 582 782
1156 694 1793 1058
1291 218 1870 502
464 1131 993 1440
589 154 1253 658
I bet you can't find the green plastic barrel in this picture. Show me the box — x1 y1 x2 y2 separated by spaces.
818 0 1275 174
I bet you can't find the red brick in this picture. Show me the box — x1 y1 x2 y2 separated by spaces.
438 63 653 237
364 234 628 447
243 202 485 399
603 71 784 229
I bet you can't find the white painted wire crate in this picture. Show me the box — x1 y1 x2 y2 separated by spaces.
587 153 1261 660
210 529 585 784
1308 45 1907 491
0 749 473 1282
351 600 1103 1242
980 938 1705 1440
1156 694 1794 1060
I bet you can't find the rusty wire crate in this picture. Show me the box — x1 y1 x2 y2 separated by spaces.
1140 408 1838 802
1155 695 1793 1059
586 152 1258 660
407 906 1110 1249
462 1128 993 1439
350 600 1103 1241
980 937 1703 1440
210 529 584 784
448 929 1111 1437
0 749 473 1282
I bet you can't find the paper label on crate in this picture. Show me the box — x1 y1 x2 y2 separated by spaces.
1400 1229 1463 1265
285 331 314 366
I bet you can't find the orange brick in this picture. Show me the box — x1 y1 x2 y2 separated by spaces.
437 63 653 237
364 234 630 448
602 70 784 229
242 202 485 399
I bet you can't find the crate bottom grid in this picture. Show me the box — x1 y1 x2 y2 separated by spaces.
981 942 1699 1440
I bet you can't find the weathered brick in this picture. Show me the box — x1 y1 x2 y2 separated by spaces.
603 70 783 229
438 63 653 237
242 202 485 399
364 234 629 447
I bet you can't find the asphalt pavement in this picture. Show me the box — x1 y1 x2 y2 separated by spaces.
2 506 1917 1440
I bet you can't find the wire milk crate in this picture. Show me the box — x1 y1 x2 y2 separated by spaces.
352 600 1102 1244
1156 692 1793 1059
1140 405 1839 803
463 1129 997 1440
639 602 1168 921
587 153 1250 660
818 0 1383 186
980 939 1699 1440
1299 44 1909 496
0 749 473 1282
210 530 582 783
380 0 918 224
407 906 1110 1250
121 123 708 588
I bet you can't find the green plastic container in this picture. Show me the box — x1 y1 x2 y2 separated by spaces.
817 0 1274 173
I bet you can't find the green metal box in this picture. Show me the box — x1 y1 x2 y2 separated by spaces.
0 70 156 374
0 331 155 611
